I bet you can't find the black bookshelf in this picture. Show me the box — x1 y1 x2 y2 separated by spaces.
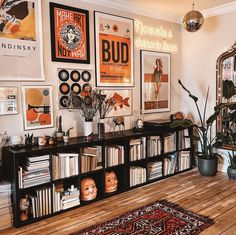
2 126 194 227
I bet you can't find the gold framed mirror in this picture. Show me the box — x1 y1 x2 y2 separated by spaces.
216 42 236 135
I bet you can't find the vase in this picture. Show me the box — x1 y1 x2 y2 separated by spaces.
98 119 105 139
83 120 93 137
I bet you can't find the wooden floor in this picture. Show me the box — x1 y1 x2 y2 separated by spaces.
1 169 236 235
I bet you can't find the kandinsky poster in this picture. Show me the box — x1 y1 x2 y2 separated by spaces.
0 0 44 81
50 3 90 64
95 12 134 87
22 85 54 130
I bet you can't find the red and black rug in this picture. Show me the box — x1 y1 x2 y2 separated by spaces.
71 200 214 235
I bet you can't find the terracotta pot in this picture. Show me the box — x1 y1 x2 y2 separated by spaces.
198 157 218 176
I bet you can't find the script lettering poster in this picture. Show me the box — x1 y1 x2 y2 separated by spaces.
0 0 44 81
50 3 90 64
95 12 134 87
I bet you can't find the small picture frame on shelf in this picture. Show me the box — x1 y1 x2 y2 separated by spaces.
0 87 18 115
21 85 54 130
140 50 171 113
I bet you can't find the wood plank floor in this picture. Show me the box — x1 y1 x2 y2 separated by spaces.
1 169 236 235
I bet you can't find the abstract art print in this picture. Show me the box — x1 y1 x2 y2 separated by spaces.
102 89 132 117
141 50 170 113
50 3 90 64
0 0 44 81
21 86 54 130
94 12 134 87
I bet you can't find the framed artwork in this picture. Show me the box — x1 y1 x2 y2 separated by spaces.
0 0 44 81
0 87 18 115
50 3 90 64
140 50 171 113
103 89 132 117
94 11 134 87
21 85 54 130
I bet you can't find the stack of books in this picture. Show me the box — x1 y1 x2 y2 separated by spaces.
130 137 146 161
18 155 50 188
147 136 161 157
163 154 178 176
130 166 146 187
105 145 124 167
148 161 162 180
164 133 176 153
52 153 79 180
81 146 102 173
28 186 52 218
0 180 12 230
178 151 191 171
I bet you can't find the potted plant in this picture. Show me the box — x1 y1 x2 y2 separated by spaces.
170 80 236 176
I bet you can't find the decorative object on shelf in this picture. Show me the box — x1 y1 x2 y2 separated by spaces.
21 85 54 130
38 136 47 146
170 111 185 121
0 0 44 81
10 136 22 146
50 3 90 63
63 127 73 143
57 68 93 109
56 116 64 142
0 87 18 115
94 11 134 87
141 50 171 114
113 116 125 134
133 110 144 131
105 171 118 193
80 178 97 201
182 0 204 33
19 196 30 221
24 133 33 147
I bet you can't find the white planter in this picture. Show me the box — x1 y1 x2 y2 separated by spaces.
83 120 93 136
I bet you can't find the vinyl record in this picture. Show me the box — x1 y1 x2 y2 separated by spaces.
58 69 69 81
70 70 80 82
71 83 81 94
59 83 70 95
82 83 92 92
81 70 91 82
60 96 70 108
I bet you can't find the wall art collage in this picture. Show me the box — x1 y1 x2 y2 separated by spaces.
0 0 171 131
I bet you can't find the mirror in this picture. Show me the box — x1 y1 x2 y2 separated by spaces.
216 42 236 136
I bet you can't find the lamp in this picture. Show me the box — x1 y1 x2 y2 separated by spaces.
182 0 204 32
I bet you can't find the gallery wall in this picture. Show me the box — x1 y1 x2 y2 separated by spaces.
0 0 181 137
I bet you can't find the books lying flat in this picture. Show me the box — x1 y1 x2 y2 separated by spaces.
148 161 162 180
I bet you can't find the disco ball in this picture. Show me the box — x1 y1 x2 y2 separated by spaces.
182 10 204 32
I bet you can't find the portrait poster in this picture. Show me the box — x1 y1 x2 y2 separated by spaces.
141 50 170 113
94 12 134 87
0 87 18 115
50 3 90 64
21 86 54 130
0 0 44 81
103 89 132 117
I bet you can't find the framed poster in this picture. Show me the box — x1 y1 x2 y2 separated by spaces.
0 87 18 115
21 85 54 130
50 3 90 64
141 50 171 113
94 11 134 87
103 89 132 117
0 0 44 81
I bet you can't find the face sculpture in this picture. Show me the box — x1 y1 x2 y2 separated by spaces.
105 171 118 193
81 178 97 201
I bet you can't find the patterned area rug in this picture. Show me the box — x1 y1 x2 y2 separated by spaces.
71 200 214 235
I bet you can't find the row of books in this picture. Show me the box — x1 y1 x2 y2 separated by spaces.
28 186 52 218
0 181 12 230
18 155 50 189
148 161 162 180
53 183 80 212
163 154 178 176
105 145 124 167
147 136 161 157
130 166 146 187
178 151 191 171
164 133 176 153
81 146 102 173
178 129 191 150
130 137 146 161
52 153 79 180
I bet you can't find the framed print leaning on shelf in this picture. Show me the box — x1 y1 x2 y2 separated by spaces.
0 0 44 81
50 3 90 64
102 89 132 117
21 85 54 130
141 50 171 114
94 12 134 87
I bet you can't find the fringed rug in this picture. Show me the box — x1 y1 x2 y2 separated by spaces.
71 200 214 235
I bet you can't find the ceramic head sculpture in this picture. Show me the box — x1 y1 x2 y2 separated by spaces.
105 171 118 193
81 177 97 201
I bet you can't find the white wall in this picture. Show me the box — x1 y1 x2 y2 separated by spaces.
0 0 181 139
